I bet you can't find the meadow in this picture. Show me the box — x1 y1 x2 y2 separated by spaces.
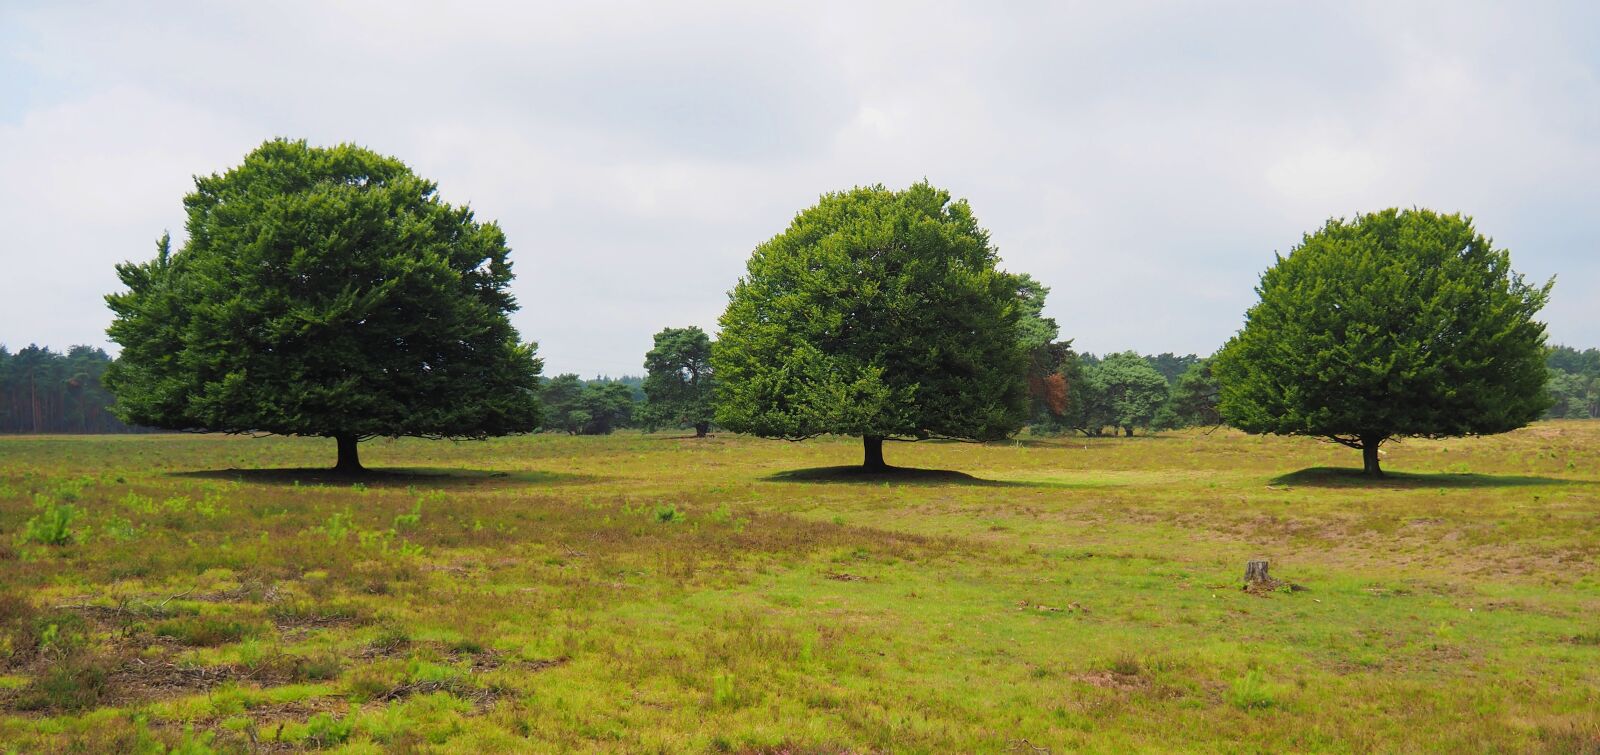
1 423 1598 753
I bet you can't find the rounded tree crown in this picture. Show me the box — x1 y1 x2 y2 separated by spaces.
105 138 543 440
1214 208 1551 445
639 326 716 431
713 182 1030 441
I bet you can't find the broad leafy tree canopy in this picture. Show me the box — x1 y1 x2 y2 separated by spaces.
105 139 542 461
640 326 716 434
1095 351 1170 435
1214 208 1550 473
714 182 1029 447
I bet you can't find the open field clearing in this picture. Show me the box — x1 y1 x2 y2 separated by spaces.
1 424 1598 752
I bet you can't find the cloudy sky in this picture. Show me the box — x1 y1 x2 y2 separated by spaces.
2 2 1596 376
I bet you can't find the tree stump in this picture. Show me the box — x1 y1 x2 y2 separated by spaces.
1244 560 1271 585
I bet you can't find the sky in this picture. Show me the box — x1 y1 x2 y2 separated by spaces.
2 1 1597 377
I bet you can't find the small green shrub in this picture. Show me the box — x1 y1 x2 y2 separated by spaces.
393 500 423 532
19 495 81 546
316 510 356 544
656 505 683 524
33 612 90 658
235 638 266 668
100 515 140 542
711 672 740 708
120 492 157 514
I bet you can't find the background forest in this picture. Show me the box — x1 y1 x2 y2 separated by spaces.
2 342 1594 436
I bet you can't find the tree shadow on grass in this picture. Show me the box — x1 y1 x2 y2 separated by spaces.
171 466 605 489
988 437 1174 449
1271 467 1592 489
765 465 1008 486
763 465 1111 489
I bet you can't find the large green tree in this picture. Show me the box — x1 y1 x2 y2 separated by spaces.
714 182 1030 470
1095 352 1170 436
105 139 543 472
1214 208 1551 476
639 326 716 437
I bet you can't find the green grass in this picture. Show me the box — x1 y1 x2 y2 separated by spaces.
1 423 1598 751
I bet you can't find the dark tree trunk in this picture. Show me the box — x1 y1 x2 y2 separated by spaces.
1361 437 1383 477
1123 425 1134 437
862 435 887 471
694 422 709 438
334 434 363 474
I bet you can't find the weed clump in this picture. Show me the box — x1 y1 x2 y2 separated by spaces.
1109 653 1143 678
448 637 485 655
152 616 260 647
1228 670 1275 710
14 656 112 711
370 623 412 652
302 708 358 748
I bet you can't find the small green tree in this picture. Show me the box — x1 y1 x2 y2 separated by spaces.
1094 352 1170 436
714 182 1030 470
1214 208 1551 476
639 326 716 436
104 139 542 472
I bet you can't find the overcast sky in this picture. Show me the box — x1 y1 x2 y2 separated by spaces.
2 2 1596 376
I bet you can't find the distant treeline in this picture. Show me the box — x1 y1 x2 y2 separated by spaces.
0 345 144 434
2 344 1596 435
537 374 646 435
1026 349 1217 437
1546 345 1599 419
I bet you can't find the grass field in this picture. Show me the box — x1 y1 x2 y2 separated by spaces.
1 423 1598 753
